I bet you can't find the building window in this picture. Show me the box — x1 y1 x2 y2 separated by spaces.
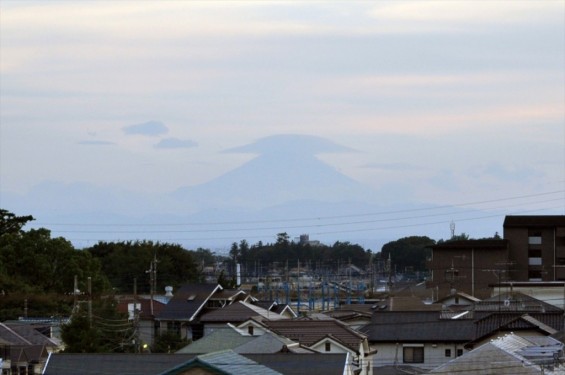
445 349 451 357
325 342 331 352
403 346 424 363
456 349 463 357
248 325 254 335
528 235 542 245
528 270 543 281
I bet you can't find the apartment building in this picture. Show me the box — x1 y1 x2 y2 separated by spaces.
503 215 565 281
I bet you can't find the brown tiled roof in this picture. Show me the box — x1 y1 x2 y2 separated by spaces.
503 215 565 227
261 319 366 352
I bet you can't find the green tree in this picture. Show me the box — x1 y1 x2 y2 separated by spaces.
0 208 34 236
61 297 134 353
153 331 191 353
87 241 199 293
380 236 436 274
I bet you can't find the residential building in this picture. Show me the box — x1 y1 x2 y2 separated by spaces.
429 334 565 374
503 215 565 281
426 239 509 299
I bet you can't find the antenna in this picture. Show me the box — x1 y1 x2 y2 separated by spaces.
450 221 456 239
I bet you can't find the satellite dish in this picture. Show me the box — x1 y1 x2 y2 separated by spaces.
504 299 510 307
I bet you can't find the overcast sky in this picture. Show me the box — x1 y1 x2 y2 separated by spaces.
1 1 564 233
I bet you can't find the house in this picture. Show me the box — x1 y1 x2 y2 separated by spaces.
0 322 61 374
429 334 565 374
246 318 372 374
360 310 475 371
199 301 290 336
426 239 509 299
503 215 565 281
155 284 248 341
360 291 564 371
175 325 308 355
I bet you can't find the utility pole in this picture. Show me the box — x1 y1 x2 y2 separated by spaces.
147 254 158 316
87 276 92 328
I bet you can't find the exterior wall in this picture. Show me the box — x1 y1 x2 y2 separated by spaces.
428 247 508 300
310 341 351 354
505 222 565 282
371 343 467 371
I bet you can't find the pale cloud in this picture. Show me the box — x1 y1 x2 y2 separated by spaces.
154 138 198 149
123 121 168 137
369 1 563 29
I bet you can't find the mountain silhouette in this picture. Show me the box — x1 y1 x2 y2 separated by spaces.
172 134 378 210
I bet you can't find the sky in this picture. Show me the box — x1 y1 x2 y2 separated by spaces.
1 1 564 249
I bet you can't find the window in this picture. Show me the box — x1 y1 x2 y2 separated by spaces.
325 342 331 352
456 349 463 357
403 346 424 363
248 325 254 335
445 349 451 357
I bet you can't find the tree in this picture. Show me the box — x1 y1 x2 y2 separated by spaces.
87 241 199 294
380 236 436 275
61 297 134 353
0 209 34 236
153 331 190 353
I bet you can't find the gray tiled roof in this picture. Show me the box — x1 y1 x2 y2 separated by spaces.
233 332 295 354
195 350 282 375
175 328 253 354
157 283 221 321
43 354 197 375
245 353 347 375
361 319 475 342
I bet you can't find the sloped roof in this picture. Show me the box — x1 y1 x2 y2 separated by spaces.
245 353 348 375
233 332 296 354
163 350 282 375
5 323 60 348
0 323 32 345
477 292 563 313
261 319 367 352
361 319 475 343
200 301 287 323
43 353 198 375
175 328 254 354
504 215 565 228
429 334 565 374
469 313 558 346
157 283 222 321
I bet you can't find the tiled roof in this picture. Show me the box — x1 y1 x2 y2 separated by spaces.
43 353 197 375
164 350 282 375
0 323 32 345
261 319 367 352
477 292 563 313
472 313 559 343
157 283 222 321
245 353 347 375
200 301 287 323
5 323 60 347
361 319 475 342
175 328 253 354
504 215 565 227
42 351 347 375
429 334 565 374
233 332 295 354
